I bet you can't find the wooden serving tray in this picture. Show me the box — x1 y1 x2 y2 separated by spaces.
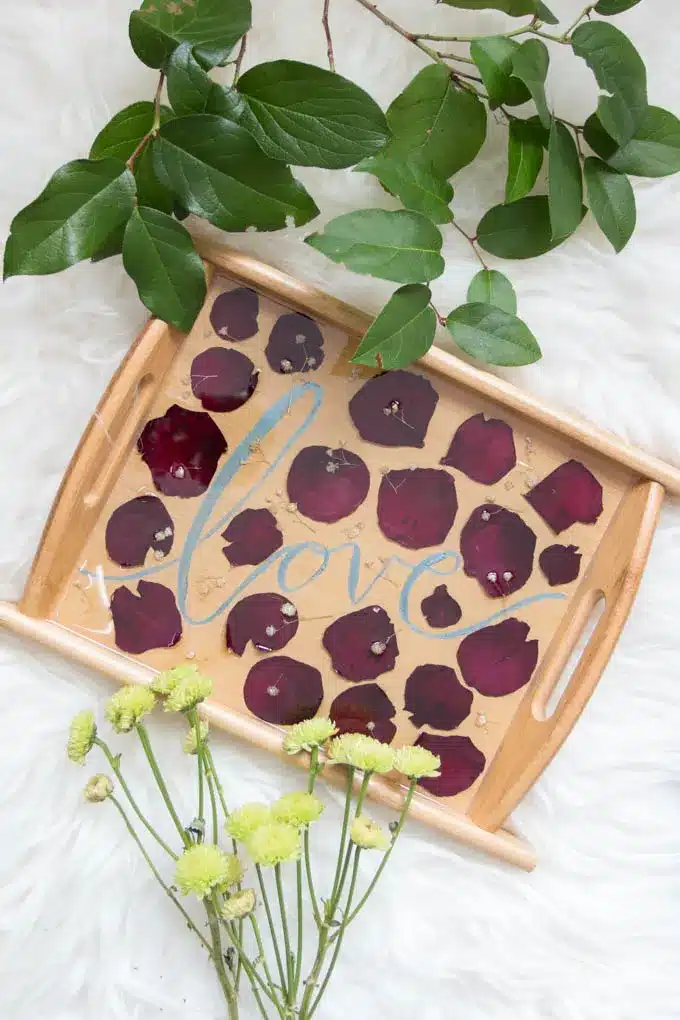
4 241 678 871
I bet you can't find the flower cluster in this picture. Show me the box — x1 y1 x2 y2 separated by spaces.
328 733 395 774
350 815 390 851
393 745 440 780
222 888 256 921
184 720 210 755
84 774 113 803
164 668 213 713
105 685 156 733
283 717 337 755
247 821 302 867
67 710 97 766
175 844 243 898
272 791 324 828
226 803 272 843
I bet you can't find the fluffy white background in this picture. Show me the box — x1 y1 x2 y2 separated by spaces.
1 2 680 1018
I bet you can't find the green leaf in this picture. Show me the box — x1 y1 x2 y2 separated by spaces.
4 159 136 278
355 152 453 224
470 37 530 109
446 303 541 366
91 224 126 263
305 209 444 283
585 107 680 178
235 60 389 170
506 116 546 203
548 121 584 240
205 83 246 121
384 65 487 178
153 114 319 231
571 22 647 145
594 0 642 13
441 0 538 13
122 207 206 331
467 270 517 314
511 40 551 129
167 42 214 116
90 101 175 213
351 284 436 368
583 156 636 252
129 0 251 70
535 2 559 24
477 195 585 259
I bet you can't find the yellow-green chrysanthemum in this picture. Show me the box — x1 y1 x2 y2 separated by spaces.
67 710 97 765
183 720 210 755
282 718 337 755
84 774 113 803
272 791 324 828
328 733 395 774
221 888 256 921
393 745 441 780
163 670 212 713
105 685 156 733
350 815 390 851
225 803 272 843
151 664 201 697
247 822 301 867
175 845 242 898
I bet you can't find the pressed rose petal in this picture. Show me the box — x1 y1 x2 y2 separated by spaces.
457 618 538 697
421 584 462 629
377 468 457 550
265 312 324 374
110 580 182 654
287 446 370 524
222 509 283 567
525 460 603 534
460 503 536 597
539 544 582 586
414 733 486 797
405 664 473 730
226 593 298 656
190 347 258 413
349 370 438 449
330 684 397 743
244 655 323 725
440 412 516 484
210 287 259 341
137 404 227 498
105 495 174 568
323 606 398 682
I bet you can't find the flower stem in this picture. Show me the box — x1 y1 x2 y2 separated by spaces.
256 864 288 997
307 848 362 1018
275 865 294 1002
304 748 322 927
322 0 336 71
222 919 282 1016
207 897 239 1020
136 723 190 848
189 710 205 832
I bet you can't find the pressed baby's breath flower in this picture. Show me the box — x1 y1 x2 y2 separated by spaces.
328 733 395 774
282 717 337 755
226 803 271 843
247 822 301 867
221 888 256 921
105 685 156 733
84 774 113 803
393 745 441 780
350 815 390 851
175 845 242 898
151 664 201 696
183 720 210 755
67 710 97 765
164 670 212 713
272 791 324 828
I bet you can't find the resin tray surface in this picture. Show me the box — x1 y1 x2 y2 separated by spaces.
5 244 678 870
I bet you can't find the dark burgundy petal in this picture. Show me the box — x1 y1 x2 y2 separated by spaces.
525 460 603 534
137 404 227 498
330 684 397 743
210 287 259 341
377 468 457 550
265 312 324 374
244 655 323 725
222 509 283 567
421 584 462 629
414 733 486 798
457 618 538 697
105 495 174 568
323 606 399 682
110 580 182 654
226 593 298 655
190 348 258 413
349 370 438 448
460 503 536 598
440 412 516 484
405 664 473 730
287 446 370 524
539 544 582 586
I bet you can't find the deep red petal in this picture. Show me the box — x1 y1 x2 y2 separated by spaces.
323 606 399 682
525 460 603 534
265 313 324 374
377 468 457 550
105 496 174 568
414 733 486 797
226 593 298 655
191 347 258 413
221 509 283 567
539 544 582 586
111 580 182 654
404 664 473 730
349 370 438 449
330 684 397 743
440 412 516 484
420 585 462 628
244 656 324 724
460 503 536 597
210 287 259 342
137 404 227 498
287 446 370 523
457 618 538 697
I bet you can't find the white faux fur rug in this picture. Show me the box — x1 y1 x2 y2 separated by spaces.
2 2 680 1018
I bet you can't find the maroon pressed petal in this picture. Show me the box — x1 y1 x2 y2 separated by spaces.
525 460 604 534
210 287 259 341
539 544 582 586
226 593 298 656
265 312 324 374
322 606 399 682
349 370 438 449
110 580 182 654
105 495 174 568
414 733 486 798
440 412 516 484
377 468 457 550
457 618 538 697
404 664 473 730
421 584 462 629
460 503 536 598
244 655 323 725
137 404 227 498
222 509 283 567
190 348 259 413
287 446 371 524
330 684 397 743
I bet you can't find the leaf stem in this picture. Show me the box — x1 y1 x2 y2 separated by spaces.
452 220 488 270
136 723 190 848
415 22 534 43
561 3 595 41
353 0 450 67
233 35 248 83
322 0 336 71
126 71 165 172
